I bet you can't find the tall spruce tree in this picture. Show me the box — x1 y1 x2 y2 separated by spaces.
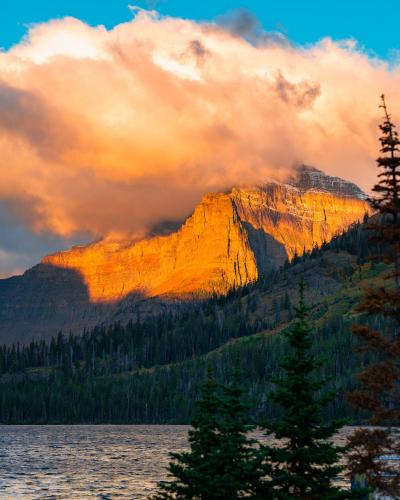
260 280 356 499
154 364 263 499
347 95 400 496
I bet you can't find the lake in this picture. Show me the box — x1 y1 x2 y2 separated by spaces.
0 425 359 499
0 425 190 499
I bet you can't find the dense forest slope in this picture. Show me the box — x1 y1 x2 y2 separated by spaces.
0 220 388 424
0 166 368 343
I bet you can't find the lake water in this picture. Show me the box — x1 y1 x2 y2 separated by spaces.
0 425 190 499
0 425 358 499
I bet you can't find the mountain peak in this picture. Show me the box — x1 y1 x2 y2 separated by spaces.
292 165 366 199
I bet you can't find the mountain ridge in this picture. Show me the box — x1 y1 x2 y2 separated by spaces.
0 219 386 424
0 166 370 343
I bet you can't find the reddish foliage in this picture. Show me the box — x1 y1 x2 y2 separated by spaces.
346 95 400 496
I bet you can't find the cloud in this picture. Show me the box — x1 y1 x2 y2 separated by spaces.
216 9 289 46
274 72 321 108
0 249 24 278
0 203 89 278
0 83 78 160
218 9 260 38
0 8 399 245
186 40 211 65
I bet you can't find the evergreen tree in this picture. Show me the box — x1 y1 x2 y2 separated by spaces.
260 280 355 499
347 95 400 496
153 364 262 499
216 361 266 498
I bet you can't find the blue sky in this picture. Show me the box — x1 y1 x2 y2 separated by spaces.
1 0 399 59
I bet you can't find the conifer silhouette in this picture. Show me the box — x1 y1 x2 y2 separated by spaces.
260 280 356 499
347 95 400 496
154 364 262 499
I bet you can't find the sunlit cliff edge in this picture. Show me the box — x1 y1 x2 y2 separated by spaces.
42 167 370 302
0 166 370 342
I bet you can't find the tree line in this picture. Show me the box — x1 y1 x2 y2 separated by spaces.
0 213 382 379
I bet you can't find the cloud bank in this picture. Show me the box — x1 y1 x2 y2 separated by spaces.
0 8 399 243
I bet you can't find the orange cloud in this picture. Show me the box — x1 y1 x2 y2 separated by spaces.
0 9 399 240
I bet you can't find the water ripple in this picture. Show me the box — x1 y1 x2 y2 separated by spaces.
0 425 357 499
0 425 189 499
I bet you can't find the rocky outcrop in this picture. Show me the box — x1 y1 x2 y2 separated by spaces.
0 167 370 342
42 192 259 302
293 166 366 198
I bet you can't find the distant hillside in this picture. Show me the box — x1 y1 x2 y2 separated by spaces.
0 166 369 344
0 219 389 424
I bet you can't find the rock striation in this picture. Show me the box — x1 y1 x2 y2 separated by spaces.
0 166 370 342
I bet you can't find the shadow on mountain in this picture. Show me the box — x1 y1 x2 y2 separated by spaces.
242 222 288 271
0 226 287 344
145 219 184 238
0 263 164 344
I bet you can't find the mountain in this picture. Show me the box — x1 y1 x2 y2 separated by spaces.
0 166 369 343
0 220 386 424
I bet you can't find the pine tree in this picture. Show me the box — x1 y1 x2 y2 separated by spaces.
214 361 266 498
347 95 400 495
154 364 262 499
260 280 356 499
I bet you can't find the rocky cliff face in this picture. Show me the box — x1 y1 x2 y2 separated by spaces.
293 166 366 198
42 192 258 302
0 167 370 342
